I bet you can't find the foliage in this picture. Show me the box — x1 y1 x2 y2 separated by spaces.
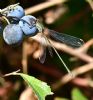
55 88 88 100
71 88 88 100
5 72 53 100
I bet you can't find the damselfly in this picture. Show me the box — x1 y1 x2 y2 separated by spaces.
36 21 84 76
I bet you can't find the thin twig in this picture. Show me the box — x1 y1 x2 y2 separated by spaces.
75 39 93 53
87 0 93 10
2 16 10 24
25 0 66 14
72 77 93 88
22 43 28 74
52 62 93 90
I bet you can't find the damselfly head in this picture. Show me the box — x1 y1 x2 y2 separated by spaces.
36 19 44 33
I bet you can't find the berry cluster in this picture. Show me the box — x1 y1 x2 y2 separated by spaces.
0 3 39 45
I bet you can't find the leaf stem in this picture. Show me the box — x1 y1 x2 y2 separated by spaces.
3 69 20 77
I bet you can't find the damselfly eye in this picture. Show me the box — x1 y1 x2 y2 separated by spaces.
32 20 36 25
29 18 36 26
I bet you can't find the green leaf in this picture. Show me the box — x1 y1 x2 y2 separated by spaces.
12 73 53 100
71 88 88 100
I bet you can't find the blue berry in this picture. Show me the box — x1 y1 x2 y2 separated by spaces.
3 24 23 45
19 15 38 36
6 5 25 19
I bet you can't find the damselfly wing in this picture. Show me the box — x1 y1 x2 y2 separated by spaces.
48 29 84 48
38 33 53 63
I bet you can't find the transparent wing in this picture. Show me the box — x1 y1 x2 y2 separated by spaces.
39 33 54 63
48 29 84 48
39 45 46 64
43 35 53 57
47 45 53 57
